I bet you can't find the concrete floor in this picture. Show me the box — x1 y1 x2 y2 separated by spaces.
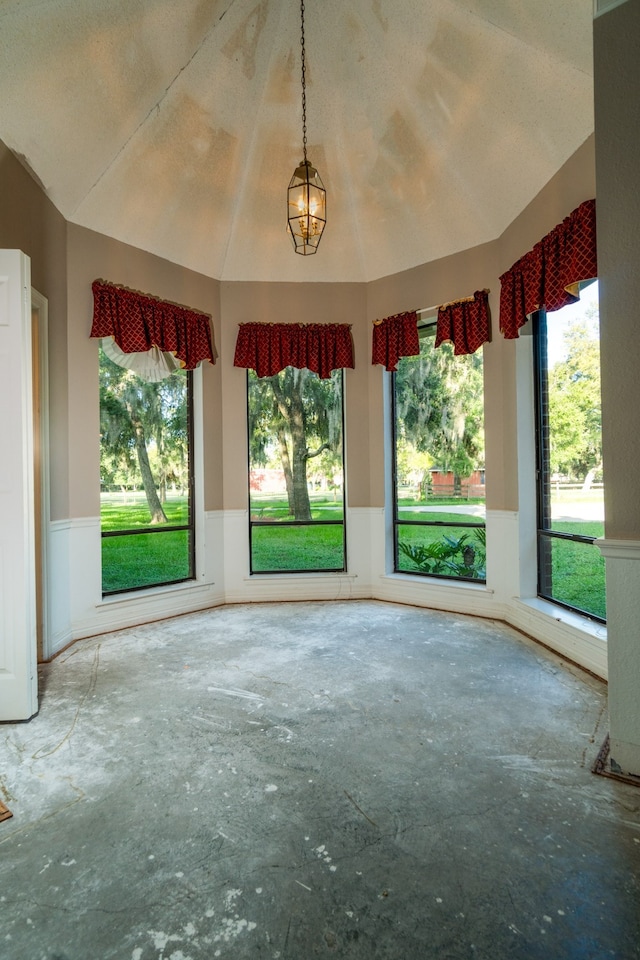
1 600 639 960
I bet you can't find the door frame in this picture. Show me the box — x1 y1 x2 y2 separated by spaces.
31 288 52 660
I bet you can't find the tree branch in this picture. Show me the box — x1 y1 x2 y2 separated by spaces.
304 442 330 461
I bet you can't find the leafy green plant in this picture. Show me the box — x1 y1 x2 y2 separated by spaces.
398 530 486 580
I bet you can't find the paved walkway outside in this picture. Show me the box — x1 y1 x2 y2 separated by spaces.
409 501 605 523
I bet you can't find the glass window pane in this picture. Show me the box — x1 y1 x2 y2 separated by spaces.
397 503 486 524
396 523 486 579
393 328 485 582
538 535 606 621
248 367 345 573
99 347 194 594
100 491 190 531
535 280 605 620
101 531 192 594
251 524 345 573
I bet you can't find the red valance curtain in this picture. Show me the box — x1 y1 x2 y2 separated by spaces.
233 322 354 379
499 198 597 339
435 290 490 355
371 311 420 372
91 280 216 370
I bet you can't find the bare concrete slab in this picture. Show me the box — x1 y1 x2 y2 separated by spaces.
1 600 639 959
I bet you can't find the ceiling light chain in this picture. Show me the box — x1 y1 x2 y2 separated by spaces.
287 0 326 255
300 0 307 163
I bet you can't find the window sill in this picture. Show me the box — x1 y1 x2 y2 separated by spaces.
380 572 493 593
95 577 211 608
512 596 607 642
244 572 357 582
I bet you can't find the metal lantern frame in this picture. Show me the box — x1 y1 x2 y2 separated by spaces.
287 159 326 255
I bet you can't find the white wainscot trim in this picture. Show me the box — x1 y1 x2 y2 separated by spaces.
373 505 502 619
505 598 607 680
47 514 225 653
375 573 501 618
222 507 372 604
485 509 524 606
47 518 99 657
346 507 383 592
202 510 226 592
595 537 640 560
92 580 224 637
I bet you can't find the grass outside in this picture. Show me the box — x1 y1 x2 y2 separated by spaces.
101 493 189 531
398 495 485 507
101 492 605 618
101 531 192 594
251 524 344 572
541 528 606 621
397 516 604 620
250 494 344 522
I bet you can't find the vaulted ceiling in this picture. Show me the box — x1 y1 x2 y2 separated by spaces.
0 0 594 283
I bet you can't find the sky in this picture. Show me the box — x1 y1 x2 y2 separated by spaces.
546 279 599 367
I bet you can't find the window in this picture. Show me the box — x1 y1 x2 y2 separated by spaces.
99 347 195 594
533 280 605 621
392 320 485 581
247 367 345 574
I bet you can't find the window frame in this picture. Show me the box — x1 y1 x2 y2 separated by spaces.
246 367 347 576
100 363 196 597
532 304 606 624
391 318 486 584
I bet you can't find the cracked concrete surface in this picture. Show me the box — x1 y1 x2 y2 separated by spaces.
1 600 639 959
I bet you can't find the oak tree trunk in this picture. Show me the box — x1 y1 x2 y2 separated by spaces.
276 423 295 515
133 420 168 524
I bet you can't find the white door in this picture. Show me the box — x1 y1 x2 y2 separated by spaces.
0 250 38 721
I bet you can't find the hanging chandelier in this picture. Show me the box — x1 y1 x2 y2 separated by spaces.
287 0 326 255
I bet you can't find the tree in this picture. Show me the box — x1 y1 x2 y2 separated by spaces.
100 351 188 523
394 335 484 496
248 367 343 521
548 307 602 488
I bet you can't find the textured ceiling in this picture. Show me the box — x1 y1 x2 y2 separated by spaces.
0 0 594 283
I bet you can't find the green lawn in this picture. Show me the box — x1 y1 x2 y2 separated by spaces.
101 494 191 592
396 516 605 620
101 495 189 531
398 496 486 507
250 495 344 522
251 523 344 572
540 522 606 620
101 493 605 619
397 509 484 523
102 531 192 594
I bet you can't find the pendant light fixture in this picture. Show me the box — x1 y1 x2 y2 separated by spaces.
287 0 326 255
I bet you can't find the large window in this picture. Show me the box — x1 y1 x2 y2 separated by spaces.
392 321 485 581
247 367 345 574
99 347 195 595
533 281 605 621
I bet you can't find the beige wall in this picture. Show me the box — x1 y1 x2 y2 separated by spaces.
365 134 596 512
367 240 501 507
493 132 597 512
594 6 640 542
594 0 640 775
65 224 222 516
0 132 596 523
219 281 368 509
0 142 69 519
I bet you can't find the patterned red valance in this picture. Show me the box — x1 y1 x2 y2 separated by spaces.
499 199 597 339
371 311 420 372
91 280 216 370
435 290 490 356
233 322 354 379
